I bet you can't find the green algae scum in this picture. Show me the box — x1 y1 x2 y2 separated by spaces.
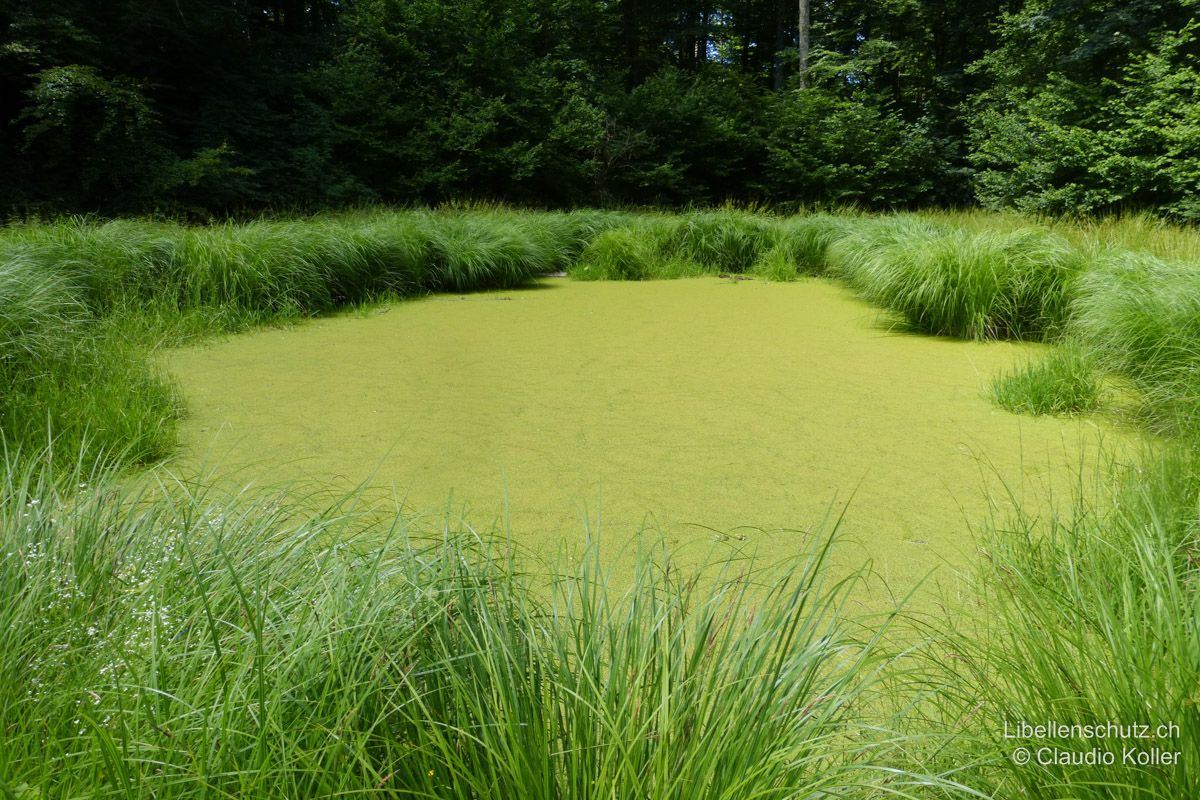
168 276 1117 606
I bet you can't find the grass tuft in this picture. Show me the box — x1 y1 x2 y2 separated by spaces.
829 217 1084 340
921 443 1200 797
1073 252 1200 431
571 225 661 280
989 343 1102 416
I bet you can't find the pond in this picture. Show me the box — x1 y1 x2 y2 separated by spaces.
167 277 1121 609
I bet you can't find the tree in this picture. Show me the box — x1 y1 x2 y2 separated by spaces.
797 0 810 87
0 0 342 214
765 86 950 206
968 0 1200 216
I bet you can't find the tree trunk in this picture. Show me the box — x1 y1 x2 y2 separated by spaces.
797 0 810 88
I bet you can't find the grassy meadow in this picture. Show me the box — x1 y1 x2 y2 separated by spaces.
2 207 1198 797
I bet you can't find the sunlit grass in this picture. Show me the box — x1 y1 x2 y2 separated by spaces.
827 216 1084 340
989 343 1102 416
915 442 1200 798
0 209 628 468
1073 252 1200 432
0 450 969 799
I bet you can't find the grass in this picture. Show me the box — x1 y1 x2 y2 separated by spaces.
0 450 970 798
571 224 664 280
0 209 629 468
915 442 1200 798
1073 252 1200 431
4 205 1200 796
989 343 1102 416
0 250 180 465
569 210 850 282
826 217 1085 340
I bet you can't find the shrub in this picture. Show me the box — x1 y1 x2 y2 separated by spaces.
766 89 954 207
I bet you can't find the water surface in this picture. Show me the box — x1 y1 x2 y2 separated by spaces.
167 277 1120 608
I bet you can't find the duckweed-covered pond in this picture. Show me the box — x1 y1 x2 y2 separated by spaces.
168 277 1122 607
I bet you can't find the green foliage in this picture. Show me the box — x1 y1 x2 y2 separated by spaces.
323 0 616 205
926 442 1200 797
1098 24 1200 221
10 0 1199 217
0 0 1055 213
0 1 338 214
19 65 170 208
602 68 767 205
989 343 1102 416
969 7 1200 218
828 218 1084 340
1073 252 1200 431
766 88 952 207
0 453 955 798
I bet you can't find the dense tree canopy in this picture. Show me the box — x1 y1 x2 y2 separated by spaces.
969 0 1200 218
1 0 1197 217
